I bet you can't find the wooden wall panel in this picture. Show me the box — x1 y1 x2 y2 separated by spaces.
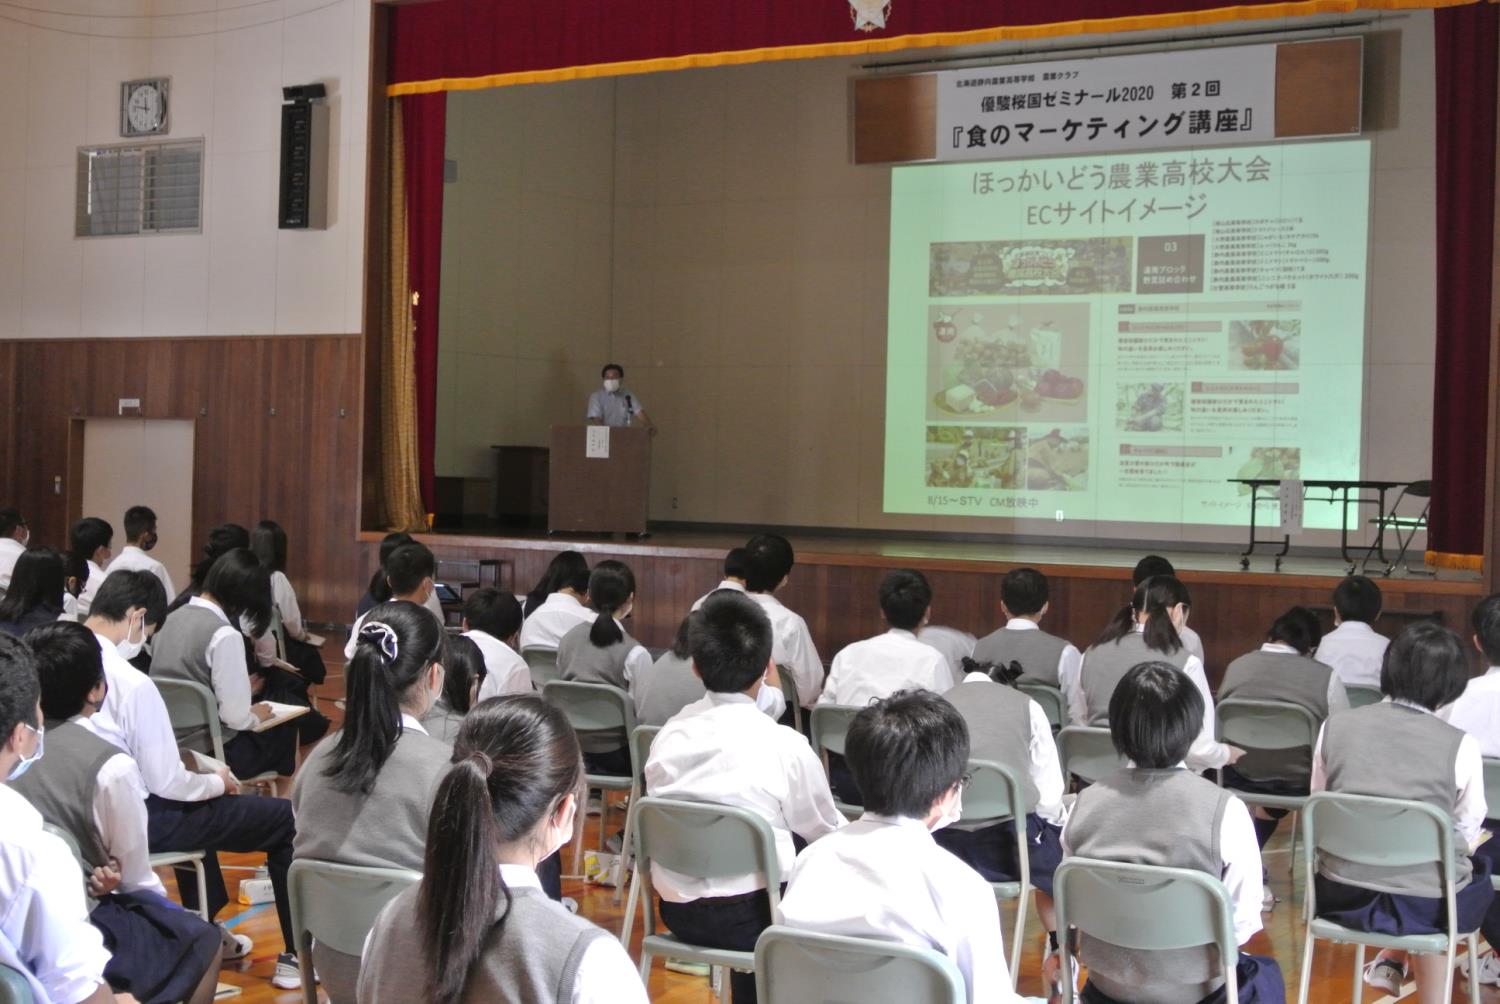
0 336 364 624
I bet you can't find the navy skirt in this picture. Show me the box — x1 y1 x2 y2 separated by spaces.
933 813 1064 897
1314 852 1495 939
1081 952 1285 1004
93 889 221 1004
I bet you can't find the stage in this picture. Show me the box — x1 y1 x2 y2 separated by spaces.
357 527 1486 687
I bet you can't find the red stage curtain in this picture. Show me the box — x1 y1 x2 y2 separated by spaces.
402 92 447 512
1430 3 1497 566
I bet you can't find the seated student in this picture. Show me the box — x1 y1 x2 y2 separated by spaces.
972 567 1081 695
0 506 28 592
517 551 593 647
344 541 439 660
1132 556 1206 663
463 588 530 700
422 633 485 746
13 623 221 1004
936 659 1067 974
645 591 845 1004
819 569 951 707
1062 662 1280 1004
916 622 978 687
81 571 302 990
1073 575 1239 773
359 695 647 1004
166 524 250 619
0 633 120 1004
689 547 749 611
291 601 452 1003
778 689 1023 1004
0 547 70 636
1316 575 1389 691
1218 607 1349 854
355 531 447 625
249 519 323 684
634 608 786 728
556 561 651 777
152 549 298 780
70 517 114 621
743 533 825 708
1312 622 1500 1000
104 506 175 601
1441 594 1500 755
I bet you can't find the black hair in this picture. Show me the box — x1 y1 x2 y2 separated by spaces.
384 542 435 597
1334 575 1383 624
846 689 969 819
1268 606 1322 656
25 621 103 721
63 551 88 599
1096 576 1188 655
1380 621 1469 710
1001 567 1049 617
744 533 794 593
90 569 168 631
368 531 415 604
0 508 25 539
186 524 250 592
1473 594 1500 666
1132 555 1176 587
961 655 1023 687
669 613 694 661
202 548 273 637
420 695 584 1004
723 548 749 581
250 520 288 574
441 634 486 715
463 588 522 641
690 591 772 693
0 548 66 624
1108 661 1204 768
522 551 591 617
0 633 39 741
69 516 113 564
879 569 932 631
585 560 635 648
123 505 157 543
600 363 624 379
325 600 445 795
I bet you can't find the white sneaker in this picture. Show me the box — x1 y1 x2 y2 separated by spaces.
218 925 252 961
1363 956 1406 995
1261 886 1277 911
1459 952 1500 986
561 897 579 914
271 953 301 990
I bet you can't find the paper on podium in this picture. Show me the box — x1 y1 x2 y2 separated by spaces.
252 701 310 733
586 425 610 458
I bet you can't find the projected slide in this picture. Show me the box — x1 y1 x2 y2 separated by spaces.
883 140 1371 530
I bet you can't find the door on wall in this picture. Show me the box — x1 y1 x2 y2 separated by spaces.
80 419 195 594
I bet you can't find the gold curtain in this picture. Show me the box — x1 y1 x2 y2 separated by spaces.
379 98 429 532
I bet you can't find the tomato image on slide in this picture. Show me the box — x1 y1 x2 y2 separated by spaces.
1228 320 1300 371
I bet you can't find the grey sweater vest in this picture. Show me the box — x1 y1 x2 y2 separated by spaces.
633 652 707 728
420 698 464 748
1320 702 1470 895
972 626 1070 687
10 719 119 872
557 623 637 752
1217 650 1334 784
152 602 239 747
359 883 607 1004
943 680 1041 819
1081 632 1191 725
1066 768 1232 1004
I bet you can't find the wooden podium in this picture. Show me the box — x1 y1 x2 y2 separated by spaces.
547 425 651 534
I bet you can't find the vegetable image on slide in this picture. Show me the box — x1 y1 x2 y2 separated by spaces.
1234 447 1300 493
1027 428 1089 492
1229 320 1300 371
925 426 1025 489
928 303 1089 424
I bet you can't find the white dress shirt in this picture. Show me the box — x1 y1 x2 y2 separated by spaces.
645 692 845 900
916 625 978 686
74 560 106 621
269 570 306 641
471 630 534 701
0 784 111 1004
1441 666 1500 759
957 671 1069 827
746 592 824 707
689 579 747 612
187 596 259 732
1316 621 1390 690
517 592 595 653
1313 699 1487 851
105 545 175 604
819 629 952 708
84 632 225 802
1256 642 1351 714
778 813 1020 1004
1002 618 1083 703
1180 623 1206 665
0 537 26 592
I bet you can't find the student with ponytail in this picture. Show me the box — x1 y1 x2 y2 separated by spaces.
359 696 646 1004
290 601 452 1003
1070 575 1241 773
555 560 651 776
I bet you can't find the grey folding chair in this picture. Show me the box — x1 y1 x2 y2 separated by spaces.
155 677 282 795
522 647 562 688
960 759 1030 987
778 672 802 734
1345 686 1383 709
541 680 637 875
1056 726 1124 787
0 965 32 1004
633 796 782 995
754 925 965 1004
1361 479 1432 577
287 858 422 1004
1215 697 1320 875
1055 857 1240 1004
1298 791 1480 1004
619 723 662 939
1018 682 1066 731
810 703 864 819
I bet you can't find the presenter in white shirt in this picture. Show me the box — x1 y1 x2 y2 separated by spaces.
104 507 175 603
585 363 652 430
69 517 114 622
1317 576 1390 691
463 588 534 700
743 533 825 708
0 506 29 592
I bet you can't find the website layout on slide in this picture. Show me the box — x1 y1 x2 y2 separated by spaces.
883 139 1371 530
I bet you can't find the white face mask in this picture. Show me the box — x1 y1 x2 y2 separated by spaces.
603 378 621 393
7 722 43 782
116 613 146 661
930 787 963 833
544 795 578 860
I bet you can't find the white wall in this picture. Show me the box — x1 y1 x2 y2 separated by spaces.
0 0 371 340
